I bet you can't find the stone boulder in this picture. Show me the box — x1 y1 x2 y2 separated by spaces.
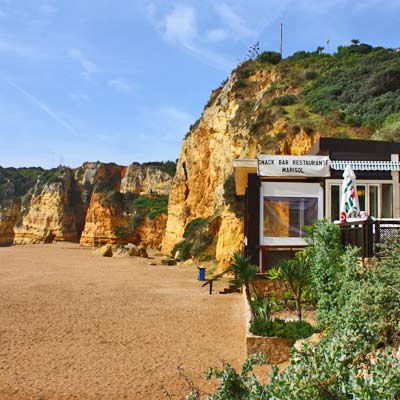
125 243 138 256
138 246 148 258
94 244 113 257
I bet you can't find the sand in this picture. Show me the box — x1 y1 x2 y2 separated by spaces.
0 244 246 400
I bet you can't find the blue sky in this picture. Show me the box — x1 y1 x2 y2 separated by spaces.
0 0 399 168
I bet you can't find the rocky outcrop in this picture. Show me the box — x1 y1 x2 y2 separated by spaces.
120 164 172 195
79 192 132 246
14 169 79 244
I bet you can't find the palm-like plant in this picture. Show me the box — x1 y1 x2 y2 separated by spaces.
268 251 311 321
230 251 258 322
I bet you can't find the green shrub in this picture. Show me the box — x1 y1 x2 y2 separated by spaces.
187 230 400 399
132 195 168 219
372 113 400 141
256 51 282 65
183 218 208 238
250 318 316 344
173 217 215 261
271 94 297 106
305 220 346 328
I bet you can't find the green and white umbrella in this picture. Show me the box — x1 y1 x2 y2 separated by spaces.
340 164 360 222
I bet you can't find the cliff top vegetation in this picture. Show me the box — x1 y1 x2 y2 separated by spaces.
199 42 400 146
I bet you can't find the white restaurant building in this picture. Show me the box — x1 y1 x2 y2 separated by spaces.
233 138 400 272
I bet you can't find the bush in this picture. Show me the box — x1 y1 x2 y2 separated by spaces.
132 195 168 220
250 318 316 343
256 51 282 65
187 229 400 399
173 217 215 261
305 220 346 328
372 113 400 141
271 94 297 106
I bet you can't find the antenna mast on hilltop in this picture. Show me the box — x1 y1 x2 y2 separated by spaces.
280 22 283 57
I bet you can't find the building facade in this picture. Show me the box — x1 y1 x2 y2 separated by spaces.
234 138 400 272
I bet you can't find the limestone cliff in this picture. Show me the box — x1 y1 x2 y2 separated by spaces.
161 59 364 268
120 163 172 195
14 168 79 244
0 161 174 249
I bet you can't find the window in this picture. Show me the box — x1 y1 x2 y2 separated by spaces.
327 181 394 220
264 197 318 237
261 182 323 245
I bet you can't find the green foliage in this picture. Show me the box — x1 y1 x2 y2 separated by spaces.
268 251 311 321
270 94 297 106
305 46 400 127
305 220 346 328
173 217 215 261
372 113 400 141
256 51 282 65
189 233 400 399
0 166 43 203
132 195 168 220
101 190 127 213
230 251 258 321
253 296 272 322
250 318 316 343
183 218 208 238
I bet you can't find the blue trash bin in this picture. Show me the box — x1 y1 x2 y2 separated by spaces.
197 267 206 281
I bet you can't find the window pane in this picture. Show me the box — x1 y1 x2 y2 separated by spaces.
382 184 393 218
264 197 318 238
357 185 366 212
330 185 340 221
369 186 379 217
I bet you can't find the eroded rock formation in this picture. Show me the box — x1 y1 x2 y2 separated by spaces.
0 161 174 249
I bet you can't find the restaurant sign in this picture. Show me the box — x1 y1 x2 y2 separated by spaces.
257 155 330 177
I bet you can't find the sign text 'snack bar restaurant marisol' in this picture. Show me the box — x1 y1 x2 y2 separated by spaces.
234 138 400 272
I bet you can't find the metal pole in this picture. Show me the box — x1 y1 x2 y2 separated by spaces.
280 22 283 57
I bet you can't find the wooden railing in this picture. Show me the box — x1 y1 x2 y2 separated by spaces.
201 267 232 295
339 218 400 258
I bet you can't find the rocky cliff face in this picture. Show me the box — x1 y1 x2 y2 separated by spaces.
0 162 174 249
14 168 78 244
161 60 361 268
120 164 172 195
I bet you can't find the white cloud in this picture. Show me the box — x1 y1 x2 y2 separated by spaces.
163 5 197 45
148 3 234 71
206 28 228 42
108 79 134 93
214 3 254 39
68 48 96 80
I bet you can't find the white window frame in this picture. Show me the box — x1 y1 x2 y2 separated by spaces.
325 179 395 221
260 182 324 246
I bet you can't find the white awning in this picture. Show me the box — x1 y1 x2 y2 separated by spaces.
330 160 400 171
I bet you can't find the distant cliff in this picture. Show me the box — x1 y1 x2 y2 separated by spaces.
162 44 400 268
0 161 174 248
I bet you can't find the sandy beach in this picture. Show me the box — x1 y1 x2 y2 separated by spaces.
0 244 246 400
